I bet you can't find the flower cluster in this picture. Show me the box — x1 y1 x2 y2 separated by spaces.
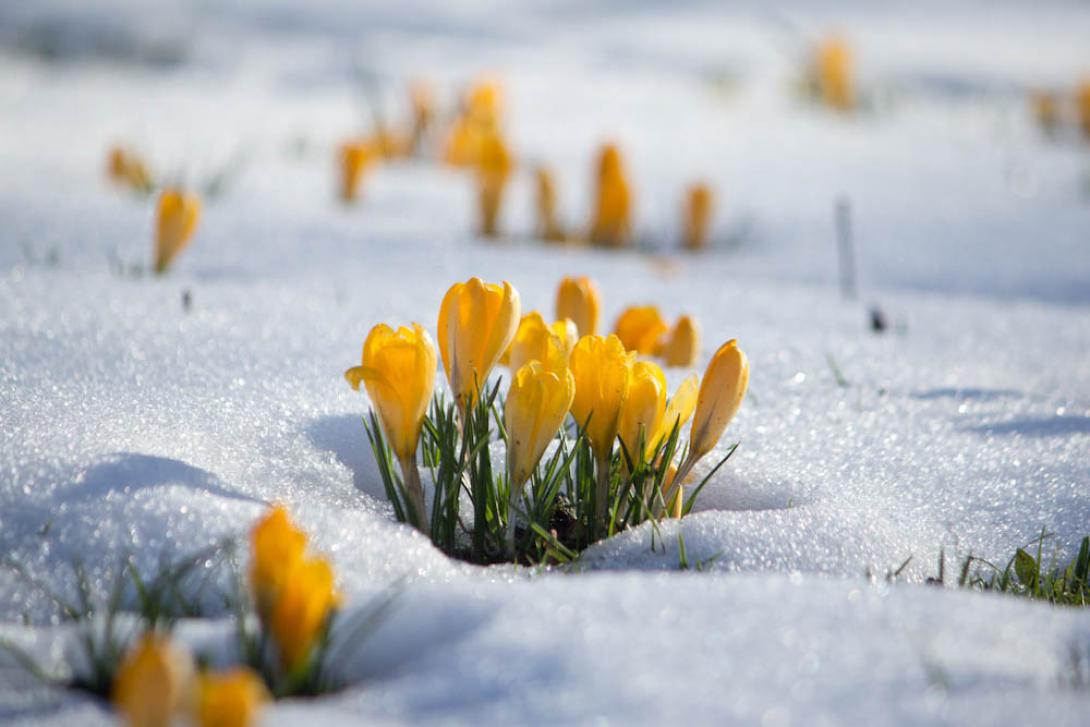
345 275 748 563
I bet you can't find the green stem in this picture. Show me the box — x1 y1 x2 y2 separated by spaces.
398 456 428 533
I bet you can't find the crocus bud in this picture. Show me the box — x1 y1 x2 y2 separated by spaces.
613 305 669 355
269 556 340 672
535 167 565 242
107 146 153 192
590 143 632 247
444 117 479 167
154 188 201 275
339 140 373 203
438 278 521 408
466 79 502 128
661 315 701 367
651 373 699 454
616 360 667 463
476 132 513 237
816 37 854 111
506 312 576 373
677 339 749 481
569 334 633 460
250 505 307 621
195 668 268 727
1078 79 1090 139
505 360 576 489
345 323 436 464
112 635 195 727
683 183 714 251
556 276 601 337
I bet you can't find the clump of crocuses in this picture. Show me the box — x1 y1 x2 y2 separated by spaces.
345 275 748 564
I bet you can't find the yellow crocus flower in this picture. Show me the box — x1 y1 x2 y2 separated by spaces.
613 305 669 355
555 276 601 337
506 311 577 374
112 635 194 727
466 79 502 128
535 167 565 242
676 339 749 483
437 277 521 408
154 188 201 275
195 668 267 727
505 360 576 490
660 315 701 367
476 132 513 237
250 505 307 620
338 140 373 203
683 183 713 251
269 556 340 672
345 323 436 464
569 333 633 459
816 37 854 112
590 143 632 247
616 360 667 464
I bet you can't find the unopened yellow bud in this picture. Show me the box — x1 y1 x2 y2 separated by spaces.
339 141 373 203
816 37 854 111
154 188 200 275
438 277 521 408
506 312 576 374
269 556 339 672
678 339 749 480
112 635 194 727
590 143 632 247
613 305 669 355
661 315 701 367
476 132 514 237
683 183 714 251
569 334 633 459
505 361 576 488
250 505 308 621
535 167 565 242
556 276 601 337
616 361 667 463
195 668 267 727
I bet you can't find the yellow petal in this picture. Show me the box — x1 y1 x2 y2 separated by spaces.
270 557 339 672
617 360 667 463
613 305 669 355
112 635 194 727
505 361 575 487
154 188 201 275
569 334 633 459
196 668 268 727
249 505 307 620
555 276 601 337
683 184 713 251
688 339 749 462
661 315 701 367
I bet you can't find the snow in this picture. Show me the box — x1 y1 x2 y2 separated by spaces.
2 0 1090 724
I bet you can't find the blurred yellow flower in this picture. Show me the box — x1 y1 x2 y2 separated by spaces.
196 668 267 727
112 635 194 727
345 323 437 464
590 143 632 247
107 145 153 192
556 275 601 337
815 37 854 112
660 315 701 367
269 556 340 672
338 140 373 203
677 339 749 481
569 334 633 459
154 188 201 275
250 505 307 620
506 311 577 374
535 167 565 242
616 360 667 463
505 360 576 489
683 183 713 251
466 79 502 127
613 305 669 355
438 277 521 408
476 132 514 237
1078 79 1090 138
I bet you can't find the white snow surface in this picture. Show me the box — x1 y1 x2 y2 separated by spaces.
2 0 1090 724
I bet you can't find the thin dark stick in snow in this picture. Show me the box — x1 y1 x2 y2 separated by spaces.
835 197 857 301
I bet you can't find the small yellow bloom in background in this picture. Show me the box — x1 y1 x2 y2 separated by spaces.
438 277 521 408
616 360 667 463
556 276 601 337
250 505 307 620
505 311 577 374
154 188 201 275
535 167 565 242
112 635 194 727
196 668 268 727
346 323 437 464
613 305 669 356
683 183 714 251
338 140 374 203
107 145 153 192
815 37 855 112
590 143 633 247
1078 79 1090 139
443 78 504 168
676 339 749 483
1029 90 1061 135
569 334 633 460
270 556 340 672
476 132 514 238
660 315 701 367
466 79 503 128
443 117 480 167
505 360 576 489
